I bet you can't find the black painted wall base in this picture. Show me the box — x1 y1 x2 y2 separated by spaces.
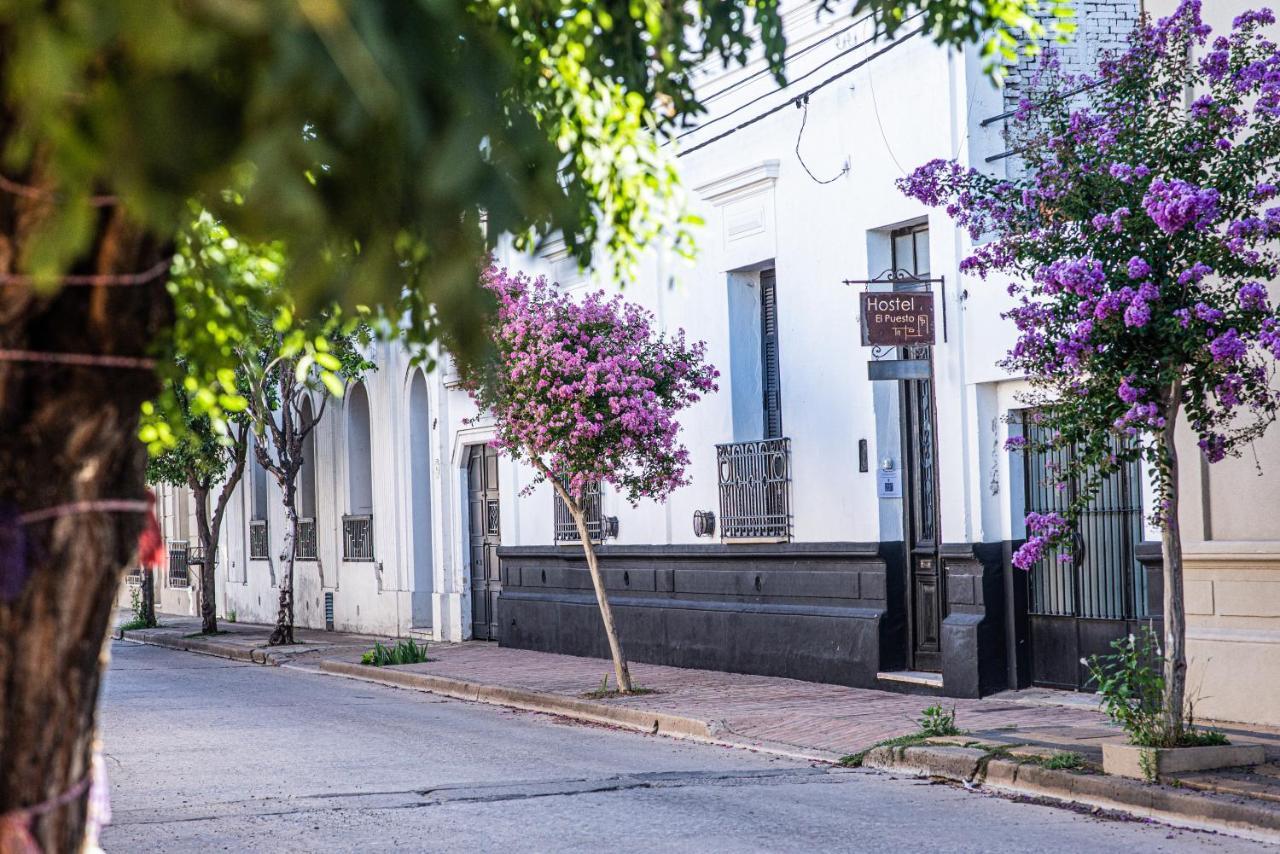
497 543 889 688
940 542 1007 698
496 541 1013 698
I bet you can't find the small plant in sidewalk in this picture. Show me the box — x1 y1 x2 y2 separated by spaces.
917 703 960 738
118 587 151 633
580 673 657 700
840 705 967 766
227 609 237 623
1039 751 1085 771
459 266 717 694
361 639 431 667
1085 627 1228 749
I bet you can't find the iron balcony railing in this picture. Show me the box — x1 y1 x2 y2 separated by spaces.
295 517 318 561
715 438 793 541
249 519 269 560
167 541 190 588
554 479 605 543
343 514 374 561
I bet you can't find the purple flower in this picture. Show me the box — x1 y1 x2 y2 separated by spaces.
1195 302 1225 324
1238 282 1269 310
1234 9 1276 29
1124 297 1152 328
1199 433 1227 463
1209 327 1247 362
1118 376 1146 404
1038 256 1106 296
1178 263 1214 286
1143 178 1220 233
1127 256 1151 279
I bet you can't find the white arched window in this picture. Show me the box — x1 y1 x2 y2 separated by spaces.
249 435 270 560
343 381 374 560
296 397 319 560
408 371 433 625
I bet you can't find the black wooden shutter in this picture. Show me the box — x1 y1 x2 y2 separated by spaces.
760 269 783 439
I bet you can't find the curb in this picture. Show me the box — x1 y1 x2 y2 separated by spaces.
319 659 715 740
317 660 843 764
117 630 291 666
117 632 838 762
862 744 1280 845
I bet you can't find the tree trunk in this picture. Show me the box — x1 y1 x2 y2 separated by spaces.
1160 382 1187 742
550 477 632 693
140 567 157 628
0 203 170 849
192 483 217 635
269 490 299 646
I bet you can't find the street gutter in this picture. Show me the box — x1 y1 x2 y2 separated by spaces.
861 744 1280 845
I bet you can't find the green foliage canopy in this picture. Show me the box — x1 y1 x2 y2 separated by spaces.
5 1 1074 370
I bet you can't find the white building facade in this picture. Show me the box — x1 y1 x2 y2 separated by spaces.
131 0 1280 726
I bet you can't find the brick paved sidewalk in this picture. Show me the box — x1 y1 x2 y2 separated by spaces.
376 642 1113 756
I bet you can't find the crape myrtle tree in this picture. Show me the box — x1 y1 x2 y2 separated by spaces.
0 0 1073 846
899 1 1280 744
241 310 373 647
460 268 717 693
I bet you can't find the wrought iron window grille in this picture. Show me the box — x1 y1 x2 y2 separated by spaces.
167 541 190 588
715 438 793 541
553 479 608 543
342 514 374 561
295 517 318 561
249 519 269 561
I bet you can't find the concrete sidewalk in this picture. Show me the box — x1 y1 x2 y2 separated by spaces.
117 612 1280 842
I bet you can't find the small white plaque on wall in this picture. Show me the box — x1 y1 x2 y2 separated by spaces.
877 469 902 499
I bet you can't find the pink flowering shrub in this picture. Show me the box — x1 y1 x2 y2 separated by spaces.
460 266 718 503
899 2 1280 571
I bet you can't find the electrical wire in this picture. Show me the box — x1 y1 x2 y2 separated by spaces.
679 26 925 158
696 9 878 109
867 73 905 175
673 9 925 146
794 97 848 184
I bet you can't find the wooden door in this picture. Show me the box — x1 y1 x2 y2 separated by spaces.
903 360 942 672
467 444 502 641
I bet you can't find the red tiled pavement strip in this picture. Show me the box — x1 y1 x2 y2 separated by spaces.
393 643 1115 757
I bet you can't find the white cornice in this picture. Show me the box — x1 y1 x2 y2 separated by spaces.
694 160 781 206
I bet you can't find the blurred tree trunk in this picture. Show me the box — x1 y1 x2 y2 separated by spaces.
0 172 170 849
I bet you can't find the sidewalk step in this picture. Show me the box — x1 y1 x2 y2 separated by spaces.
876 670 944 688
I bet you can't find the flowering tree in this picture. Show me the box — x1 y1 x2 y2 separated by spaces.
899 2 1280 744
460 268 717 693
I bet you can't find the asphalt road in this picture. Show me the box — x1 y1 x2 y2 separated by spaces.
99 642 1269 853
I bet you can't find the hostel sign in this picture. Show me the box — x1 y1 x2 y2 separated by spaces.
859 292 935 347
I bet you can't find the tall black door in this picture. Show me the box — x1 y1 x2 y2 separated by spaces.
467 444 502 641
902 355 942 672
893 223 943 672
